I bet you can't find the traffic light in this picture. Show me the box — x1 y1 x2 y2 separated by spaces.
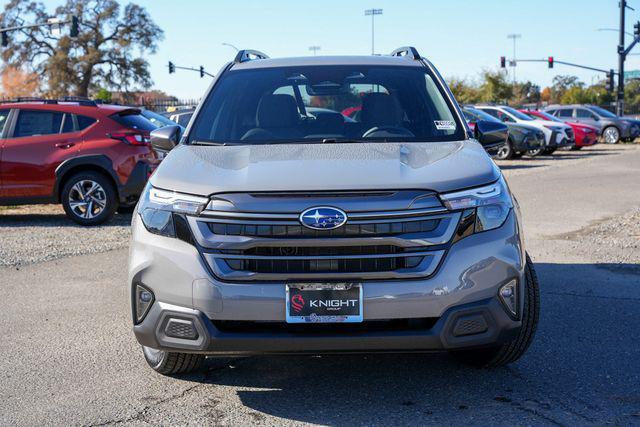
168 61 175 74
606 69 615 92
635 21 640 38
500 56 506 68
1 31 7 47
70 15 79 37
199 66 204 78
548 56 554 68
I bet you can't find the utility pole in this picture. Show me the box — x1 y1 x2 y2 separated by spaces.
617 0 627 116
309 45 321 56
364 8 383 55
507 33 521 85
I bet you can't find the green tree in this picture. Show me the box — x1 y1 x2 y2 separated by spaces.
448 77 480 104
550 75 581 104
0 0 163 97
478 70 513 103
94 87 112 103
513 81 541 105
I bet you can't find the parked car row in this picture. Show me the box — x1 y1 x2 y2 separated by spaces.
542 104 640 144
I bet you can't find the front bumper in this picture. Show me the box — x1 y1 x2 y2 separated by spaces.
129 208 525 354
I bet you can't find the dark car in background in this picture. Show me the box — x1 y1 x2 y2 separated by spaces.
544 104 639 144
463 106 544 159
522 109 598 150
0 99 159 225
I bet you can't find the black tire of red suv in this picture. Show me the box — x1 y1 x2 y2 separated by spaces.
61 171 117 226
451 253 540 368
142 346 205 375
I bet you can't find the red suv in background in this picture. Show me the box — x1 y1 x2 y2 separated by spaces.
520 109 599 150
0 99 159 225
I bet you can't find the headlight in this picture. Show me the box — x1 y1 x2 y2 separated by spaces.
137 183 208 238
440 176 513 233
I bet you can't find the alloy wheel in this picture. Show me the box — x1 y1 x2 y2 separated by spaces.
68 179 107 219
603 127 620 144
496 144 511 160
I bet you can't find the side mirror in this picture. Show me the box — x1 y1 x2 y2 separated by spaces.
150 125 181 152
474 120 509 150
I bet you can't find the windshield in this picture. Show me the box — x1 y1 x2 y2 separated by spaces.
588 105 617 119
502 106 534 121
142 110 181 128
189 65 464 144
527 110 562 123
463 107 501 123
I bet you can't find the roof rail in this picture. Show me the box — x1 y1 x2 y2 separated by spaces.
389 46 422 60
233 49 270 64
1 97 98 107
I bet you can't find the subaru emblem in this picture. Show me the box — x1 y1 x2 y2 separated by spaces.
299 207 347 230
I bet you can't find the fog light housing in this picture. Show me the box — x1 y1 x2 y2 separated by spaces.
135 284 154 324
498 279 518 319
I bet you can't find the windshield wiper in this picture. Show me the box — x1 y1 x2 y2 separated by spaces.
190 140 227 146
319 138 367 144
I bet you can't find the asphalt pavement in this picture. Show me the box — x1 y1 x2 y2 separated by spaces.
0 145 639 426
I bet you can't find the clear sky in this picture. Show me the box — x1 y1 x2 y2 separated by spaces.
41 0 640 99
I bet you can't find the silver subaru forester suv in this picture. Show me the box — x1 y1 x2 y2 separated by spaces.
129 47 539 375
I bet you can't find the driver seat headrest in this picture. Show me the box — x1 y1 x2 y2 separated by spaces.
256 94 300 128
360 93 403 127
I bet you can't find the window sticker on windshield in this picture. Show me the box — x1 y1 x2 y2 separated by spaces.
434 120 456 130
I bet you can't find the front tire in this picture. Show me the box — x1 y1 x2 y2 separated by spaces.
142 346 205 375
494 141 515 160
526 148 542 157
602 126 620 144
61 171 117 226
451 253 540 368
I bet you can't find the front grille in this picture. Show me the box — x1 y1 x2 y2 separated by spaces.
189 191 459 281
566 128 575 140
225 255 425 274
207 219 439 238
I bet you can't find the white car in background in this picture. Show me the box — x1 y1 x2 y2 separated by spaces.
474 105 575 154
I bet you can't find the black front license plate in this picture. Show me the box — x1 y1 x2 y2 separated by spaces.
286 283 363 323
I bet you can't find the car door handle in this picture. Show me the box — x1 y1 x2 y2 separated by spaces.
55 142 76 149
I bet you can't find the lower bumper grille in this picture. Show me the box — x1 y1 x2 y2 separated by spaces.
226 255 424 274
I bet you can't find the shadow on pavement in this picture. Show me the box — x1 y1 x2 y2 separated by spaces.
172 262 640 425
0 212 132 228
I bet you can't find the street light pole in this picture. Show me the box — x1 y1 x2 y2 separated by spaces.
221 42 239 52
507 33 521 85
364 8 382 55
309 45 321 56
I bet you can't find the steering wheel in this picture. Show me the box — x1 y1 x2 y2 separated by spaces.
362 126 415 139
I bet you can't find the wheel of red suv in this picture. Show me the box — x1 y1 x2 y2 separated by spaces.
602 126 620 144
451 253 540 368
61 171 117 226
494 141 514 160
142 346 205 375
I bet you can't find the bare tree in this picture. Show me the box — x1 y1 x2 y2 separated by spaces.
0 0 164 97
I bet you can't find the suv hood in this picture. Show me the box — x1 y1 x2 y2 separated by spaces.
150 141 500 196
